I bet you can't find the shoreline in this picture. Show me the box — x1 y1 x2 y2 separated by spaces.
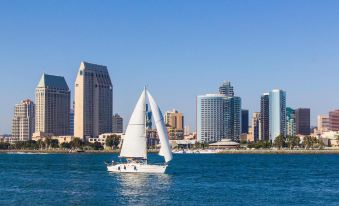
1 149 339 154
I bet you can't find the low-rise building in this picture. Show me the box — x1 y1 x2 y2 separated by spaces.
32 132 75 144
88 133 124 148
208 139 240 149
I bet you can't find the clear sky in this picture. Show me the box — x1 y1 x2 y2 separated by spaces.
1 0 339 134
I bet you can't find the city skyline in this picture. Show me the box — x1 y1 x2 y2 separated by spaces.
1 1 339 133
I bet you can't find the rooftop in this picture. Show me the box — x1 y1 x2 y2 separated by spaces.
37 73 69 90
81 61 108 72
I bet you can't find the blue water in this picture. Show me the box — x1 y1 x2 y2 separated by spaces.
0 154 338 206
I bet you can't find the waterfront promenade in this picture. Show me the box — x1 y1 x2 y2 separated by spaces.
2 149 339 154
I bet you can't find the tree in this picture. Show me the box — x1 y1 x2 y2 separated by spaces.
92 142 103 150
274 135 286 149
0 142 10 149
60 142 71 149
36 139 46 150
303 136 314 149
50 139 59 148
286 135 300 150
45 137 52 149
70 138 83 149
105 134 121 149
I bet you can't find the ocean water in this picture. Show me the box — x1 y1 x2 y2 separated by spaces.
0 153 338 206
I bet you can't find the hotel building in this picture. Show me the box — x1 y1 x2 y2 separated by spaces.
74 62 113 139
35 74 70 136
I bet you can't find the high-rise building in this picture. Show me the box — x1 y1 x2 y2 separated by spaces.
329 110 339 131
74 62 113 139
165 109 184 140
269 89 286 141
295 108 310 135
224 96 242 142
219 81 234 96
145 103 152 129
197 94 241 143
197 94 226 143
12 99 35 141
70 109 74 135
241 109 249 134
35 74 70 136
251 112 260 142
112 114 123 133
286 107 296 136
317 115 330 133
260 93 270 141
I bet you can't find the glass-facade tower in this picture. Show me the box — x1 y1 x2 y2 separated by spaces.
269 89 286 141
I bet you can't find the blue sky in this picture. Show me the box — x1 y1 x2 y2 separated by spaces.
1 0 339 133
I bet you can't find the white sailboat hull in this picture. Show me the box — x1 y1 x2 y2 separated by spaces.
107 163 168 174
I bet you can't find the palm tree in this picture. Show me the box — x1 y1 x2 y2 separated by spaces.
286 135 300 150
273 135 285 149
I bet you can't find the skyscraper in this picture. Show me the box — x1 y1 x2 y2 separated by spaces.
197 94 241 143
269 89 286 141
295 108 310 135
197 94 227 143
219 81 234 96
35 74 70 136
12 99 35 141
112 114 123 133
241 109 249 134
251 112 261 142
74 62 113 139
165 109 184 140
70 109 74 135
329 110 339 131
224 96 242 141
317 115 329 133
286 107 296 136
260 93 270 141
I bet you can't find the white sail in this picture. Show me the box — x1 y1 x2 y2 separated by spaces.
147 91 173 163
120 89 147 159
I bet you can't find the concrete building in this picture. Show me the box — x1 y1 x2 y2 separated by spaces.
241 109 249 134
196 94 241 143
329 110 339 131
219 81 234 96
317 115 330 133
88 133 124 148
251 112 260 142
269 89 286 141
35 74 70 136
112 114 123 133
260 93 270 141
11 99 35 141
286 107 296 136
295 108 310 135
74 62 113 140
197 94 227 143
165 109 184 140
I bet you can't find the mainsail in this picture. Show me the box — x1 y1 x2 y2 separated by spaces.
147 91 173 163
120 90 147 159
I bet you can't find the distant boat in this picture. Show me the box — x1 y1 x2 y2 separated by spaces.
106 88 173 174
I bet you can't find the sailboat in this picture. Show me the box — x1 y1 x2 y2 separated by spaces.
106 88 173 174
